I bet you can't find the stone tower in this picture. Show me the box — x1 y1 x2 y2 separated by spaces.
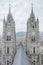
26 5 40 65
3 6 16 65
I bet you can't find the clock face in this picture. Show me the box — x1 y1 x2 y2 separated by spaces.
7 31 11 36
32 32 35 36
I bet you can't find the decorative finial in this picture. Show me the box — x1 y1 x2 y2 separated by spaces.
37 18 39 22
3 16 5 22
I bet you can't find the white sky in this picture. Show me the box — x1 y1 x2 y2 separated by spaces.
0 0 43 35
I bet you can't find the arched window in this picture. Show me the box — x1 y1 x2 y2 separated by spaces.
7 36 11 41
31 36 35 42
7 47 9 53
33 61 35 65
33 47 35 53
33 25 34 28
7 61 9 65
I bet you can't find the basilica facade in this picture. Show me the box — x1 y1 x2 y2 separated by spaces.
0 5 43 65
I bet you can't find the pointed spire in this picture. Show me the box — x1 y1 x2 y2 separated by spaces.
7 4 12 20
30 3 35 18
31 3 34 14
9 4 11 14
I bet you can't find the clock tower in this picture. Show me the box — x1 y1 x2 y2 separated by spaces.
26 5 40 65
3 5 16 65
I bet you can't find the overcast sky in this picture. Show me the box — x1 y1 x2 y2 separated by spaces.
0 0 43 35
